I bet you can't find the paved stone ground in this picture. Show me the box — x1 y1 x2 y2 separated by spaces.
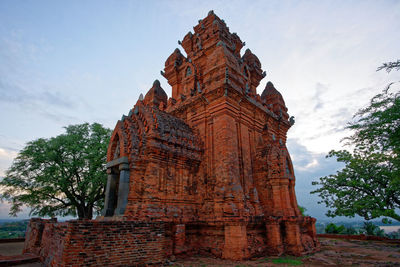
172 238 400 266
0 242 41 266
0 242 24 256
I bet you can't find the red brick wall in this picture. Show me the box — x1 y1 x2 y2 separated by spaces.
183 222 268 259
318 233 400 243
185 223 225 257
247 223 268 257
23 218 56 255
24 219 167 266
40 222 68 266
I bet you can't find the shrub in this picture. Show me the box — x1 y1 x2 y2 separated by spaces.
325 223 346 234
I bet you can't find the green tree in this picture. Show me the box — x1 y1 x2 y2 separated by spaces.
344 226 357 235
360 222 385 237
311 61 400 222
387 229 400 239
324 223 345 234
0 123 112 219
298 205 308 216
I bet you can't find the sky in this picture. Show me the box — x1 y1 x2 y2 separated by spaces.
0 0 399 220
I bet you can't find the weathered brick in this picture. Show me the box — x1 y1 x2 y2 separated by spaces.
24 11 319 265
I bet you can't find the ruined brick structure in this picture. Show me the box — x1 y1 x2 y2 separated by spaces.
24 218 166 266
24 11 319 265
102 10 319 259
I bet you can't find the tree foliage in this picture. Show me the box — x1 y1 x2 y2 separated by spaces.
387 228 400 239
325 223 346 234
377 59 400 73
298 205 308 216
0 123 111 219
360 222 385 237
312 62 400 222
0 220 28 239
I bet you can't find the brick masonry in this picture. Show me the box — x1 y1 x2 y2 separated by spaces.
24 219 166 266
24 10 320 265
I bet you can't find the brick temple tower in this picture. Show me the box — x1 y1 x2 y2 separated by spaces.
23 11 320 265
102 11 319 259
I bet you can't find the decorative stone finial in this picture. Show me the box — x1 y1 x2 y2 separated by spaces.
139 93 144 101
261 81 285 109
153 80 161 87
289 116 295 126
143 80 168 108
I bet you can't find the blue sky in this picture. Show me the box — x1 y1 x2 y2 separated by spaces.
0 0 399 220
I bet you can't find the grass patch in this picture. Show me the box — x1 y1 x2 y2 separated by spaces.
272 256 303 266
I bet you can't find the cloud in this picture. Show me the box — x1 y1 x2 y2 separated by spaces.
39 91 74 108
285 79 394 154
0 148 18 160
288 138 337 173
0 147 18 177
0 78 79 125
288 138 345 220
0 201 31 220
0 32 82 127
39 110 78 124
313 83 326 112
0 78 74 109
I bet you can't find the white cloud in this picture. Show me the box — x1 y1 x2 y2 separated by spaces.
288 139 344 219
0 147 18 177
296 159 319 171
0 148 17 159
0 201 31 220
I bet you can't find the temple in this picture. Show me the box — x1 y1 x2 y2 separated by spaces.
23 11 319 266
102 10 319 258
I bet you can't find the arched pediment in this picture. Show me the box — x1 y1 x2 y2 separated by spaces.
107 121 129 161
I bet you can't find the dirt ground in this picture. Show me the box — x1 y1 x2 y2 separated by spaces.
172 238 400 266
1 238 400 266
